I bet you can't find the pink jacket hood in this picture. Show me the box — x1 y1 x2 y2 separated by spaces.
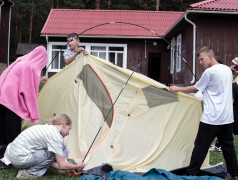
0 46 47 122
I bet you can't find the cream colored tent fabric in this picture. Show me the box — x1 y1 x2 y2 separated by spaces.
22 55 209 172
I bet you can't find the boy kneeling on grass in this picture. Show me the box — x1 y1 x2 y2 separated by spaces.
0 114 85 179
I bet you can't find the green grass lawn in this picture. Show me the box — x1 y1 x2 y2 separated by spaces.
1 135 238 179
0 167 82 179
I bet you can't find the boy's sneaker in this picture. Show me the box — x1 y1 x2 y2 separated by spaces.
209 144 216 151
0 160 9 169
209 144 222 152
16 170 39 179
216 146 222 152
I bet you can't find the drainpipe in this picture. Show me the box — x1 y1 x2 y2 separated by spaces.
45 35 49 44
184 13 196 84
45 35 49 76
0 1 4 25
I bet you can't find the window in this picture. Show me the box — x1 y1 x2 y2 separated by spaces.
47 43 67 72
170 33 182 74
170 38 176 74
47 42 127 72
176 34 182 72
90 45 126 68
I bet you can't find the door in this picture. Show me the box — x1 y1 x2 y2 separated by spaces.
148 53 161 82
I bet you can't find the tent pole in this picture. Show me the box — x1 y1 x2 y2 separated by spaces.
82 61 145 162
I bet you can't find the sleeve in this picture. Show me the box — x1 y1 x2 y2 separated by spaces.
19 67 40 122
63 50 70 59
47 134 64 156
194 70 211 93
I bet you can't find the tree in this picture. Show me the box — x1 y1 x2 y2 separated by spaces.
29 0 34 43
96 0 100 9
156 0 159 11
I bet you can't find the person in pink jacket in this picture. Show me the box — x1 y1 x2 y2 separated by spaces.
0 46 48 158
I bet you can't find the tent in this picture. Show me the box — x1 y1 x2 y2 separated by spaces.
22 55 209 172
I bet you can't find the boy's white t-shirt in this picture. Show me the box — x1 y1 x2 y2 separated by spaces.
194 64 234 125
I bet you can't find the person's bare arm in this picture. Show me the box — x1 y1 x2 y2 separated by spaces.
65 53 79 65
169 86 198 94
51 154 85 170
65 47 88 65
40 75 48 83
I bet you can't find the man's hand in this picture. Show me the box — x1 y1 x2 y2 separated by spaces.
169 86 180 92
40 75 48 83
76 161 85 170
77 47 88 55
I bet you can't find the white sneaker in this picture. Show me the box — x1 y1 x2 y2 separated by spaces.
16 170 39 179
209 144 222 152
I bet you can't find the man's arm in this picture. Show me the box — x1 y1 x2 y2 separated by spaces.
65 53 79 65
169 86 198 94
51 154 85 170
65 47 88 65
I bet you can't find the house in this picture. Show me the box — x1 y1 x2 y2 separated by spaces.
0 0 13 74
40 9 183 84
41 0 238 86
16 43 47 57
165 0 238 85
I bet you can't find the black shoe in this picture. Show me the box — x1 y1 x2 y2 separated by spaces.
0 160 9 169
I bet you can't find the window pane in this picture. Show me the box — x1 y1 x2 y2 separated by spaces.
52 45 65 49
117 53 123 67
60 52 65 69
91 52 98 56
52 51 59 69
78 45 85 49
91 46 106 51
99 52 106 60
109 53 115 65
109 47 124 51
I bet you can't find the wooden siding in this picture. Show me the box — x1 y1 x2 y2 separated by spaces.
170 13 238 86
196 15 238 78
170 25 195 86
0 1 11 64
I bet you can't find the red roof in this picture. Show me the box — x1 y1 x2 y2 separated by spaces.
41 9 183 38
189 0 238 11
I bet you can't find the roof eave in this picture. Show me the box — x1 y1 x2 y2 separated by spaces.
40 34 162 39
163 9 238 38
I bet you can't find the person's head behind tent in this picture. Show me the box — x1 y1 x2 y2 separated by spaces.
67 33 80 51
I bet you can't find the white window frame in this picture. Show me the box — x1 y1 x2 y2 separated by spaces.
47 42 127 72
47 42 67 72
176 34 182 72
170 38 176 74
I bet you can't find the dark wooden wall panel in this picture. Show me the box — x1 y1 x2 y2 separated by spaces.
0 1 11 64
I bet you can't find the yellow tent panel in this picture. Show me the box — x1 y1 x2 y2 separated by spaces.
22 55 209 172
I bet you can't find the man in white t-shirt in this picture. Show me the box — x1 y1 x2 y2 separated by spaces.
169 46 238 179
